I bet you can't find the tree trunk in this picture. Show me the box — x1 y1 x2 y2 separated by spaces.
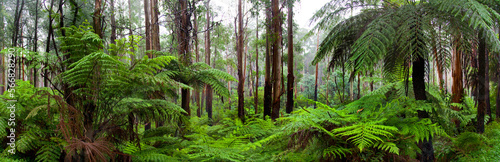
254 14 259 115
263 6 272 119
44 0 55 88
93 0 103 38
286 0 294 113
151 0 160 51
144 0 151 56
237 0 245 122
477 31 486 133
178 0 191 116
412 19 434 161
451 37 463 129
33 0 39 87
314 32 319 108
205 0 213 119
128 0 134 63
485 51 491 122
110 0 116 44
194 3 201 117
271 0 281 120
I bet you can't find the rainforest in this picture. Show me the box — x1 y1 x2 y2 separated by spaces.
1 0 500 161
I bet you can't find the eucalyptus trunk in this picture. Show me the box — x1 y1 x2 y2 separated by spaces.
286 0 294 113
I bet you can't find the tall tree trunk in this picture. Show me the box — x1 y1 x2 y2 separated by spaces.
485 51 491 122
357 74 360 99
477 31 486 133
93 0 103 38
110 0 116 44
254 14 259 115
151 0 160 51
451 37 463 129
128 0 134 63
205 0 213 119
178 0 191 116
314 32 319 108
286 0 294 113
237 0 245 122
263 5 272 119
194 3 201 117
44 0 55 88
271 0 281 120
412 18 434 162
33 0 39 87
144 0 151 57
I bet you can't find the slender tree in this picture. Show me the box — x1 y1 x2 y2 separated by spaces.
286 0 294 113
254 10 259 114
110 0 116 44
205 0 213 119
237 0 245 122
194 2 201 117
144 0 151 57
178 0 191 116
477 30 486 133
263 4 272 119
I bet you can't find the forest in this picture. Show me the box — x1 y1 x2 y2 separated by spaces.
1 0 500 161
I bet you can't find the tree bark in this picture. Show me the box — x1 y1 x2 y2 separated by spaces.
93 0 103 38
237 0 245 122
178 0 191 116
451 37 463 129
194 3 201 117
271 0 281 120
263 5 272 119
477 30 486 133
151 0 160 51
286 0 294 113
110 0 116 44
205 0 213 119
33 0 39 87
254 14 259 115
314 32 319 108
144 0 151 56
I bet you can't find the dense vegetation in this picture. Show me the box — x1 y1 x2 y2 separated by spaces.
1 0 500 161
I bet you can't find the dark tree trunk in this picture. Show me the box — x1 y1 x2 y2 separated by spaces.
263 5 272 119
413 55 434 162
412 18 434 161
110 0 116 44
181 89 191 116
477 31 486 133
205 0 213 119
286 1 294 113
237 0 245 122
271 0 281 120
485 52 491 122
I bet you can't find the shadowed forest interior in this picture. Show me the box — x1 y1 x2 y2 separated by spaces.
2 0 500 161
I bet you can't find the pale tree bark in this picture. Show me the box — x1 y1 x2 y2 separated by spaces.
144 0 151 57
271 0 281 120
254 14 259 115
151 0 160 51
